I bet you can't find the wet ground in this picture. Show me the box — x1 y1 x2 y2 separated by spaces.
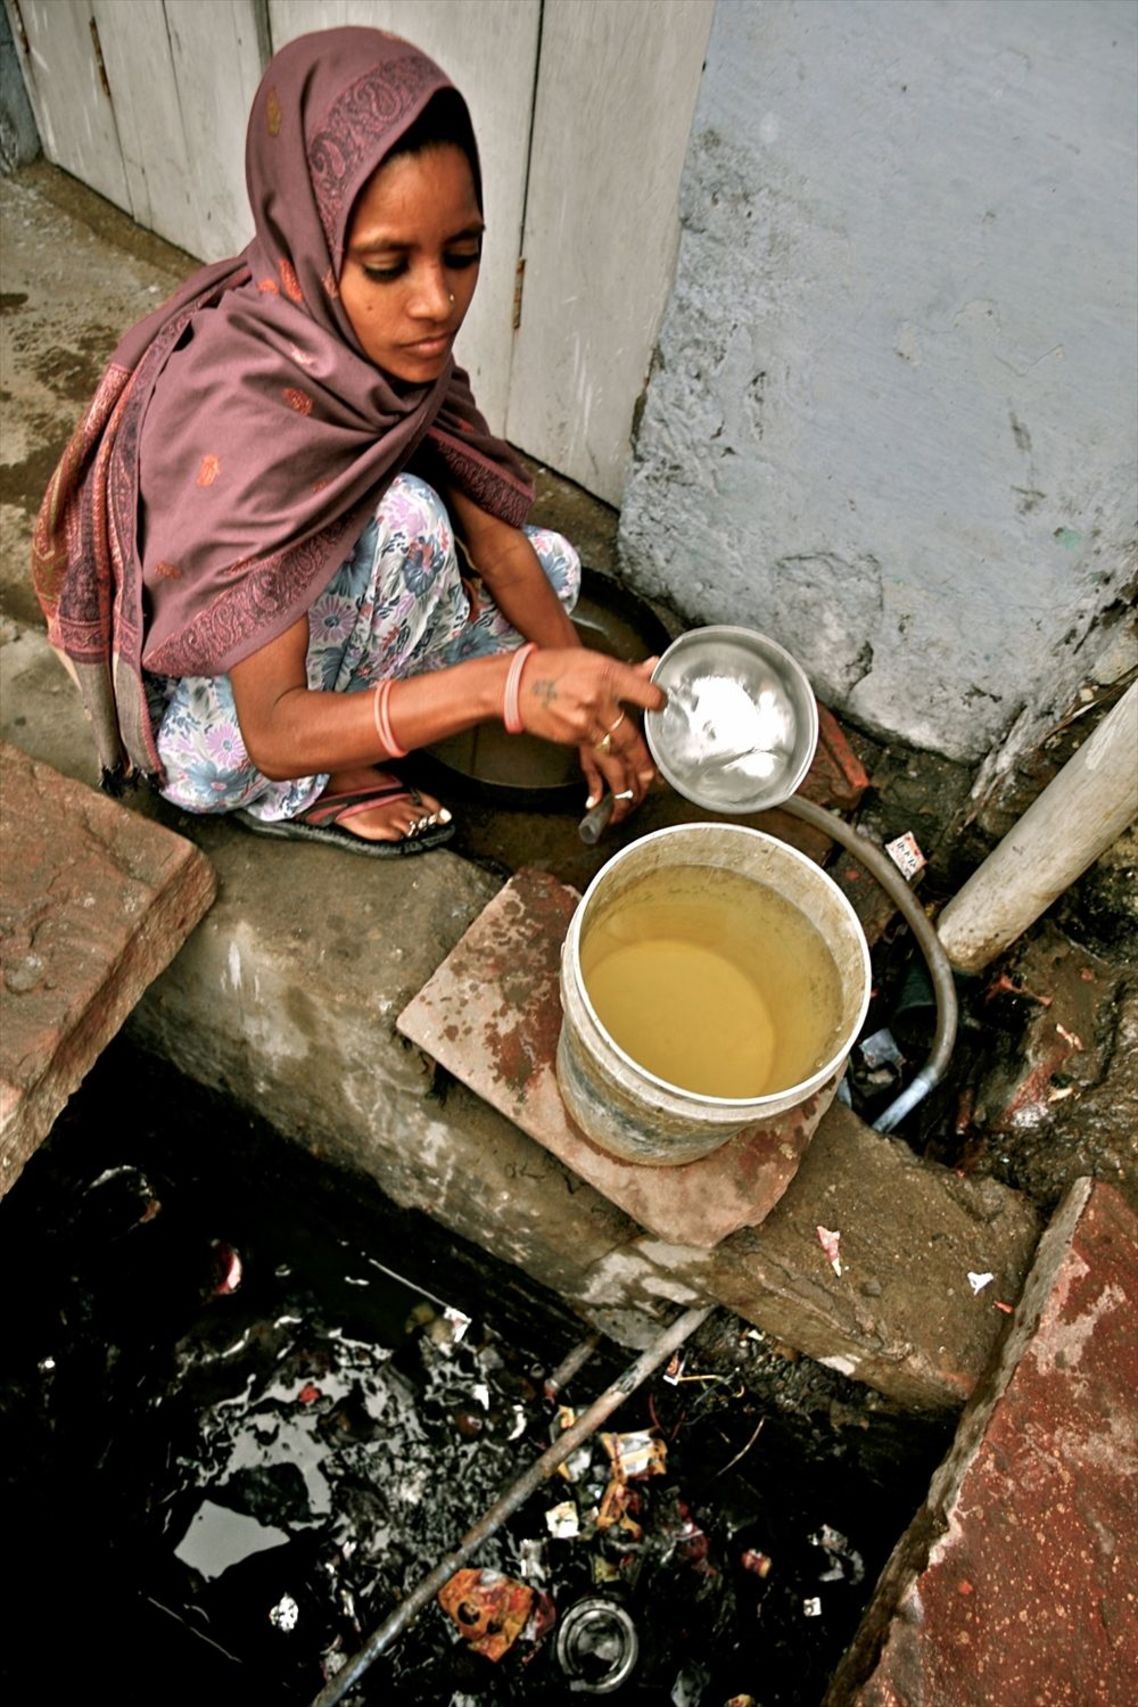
0 1042 949 1707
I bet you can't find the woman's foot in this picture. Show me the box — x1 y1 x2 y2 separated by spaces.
319 767 451 843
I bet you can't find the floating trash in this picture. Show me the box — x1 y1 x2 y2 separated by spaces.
859 1028 905 1070
269 1593 299 1632
600 1429 667 1481
884 831 927 879
809 1522 865 1586
438 1567 534 1662
0 1043 951 1705
546 1500 581 1540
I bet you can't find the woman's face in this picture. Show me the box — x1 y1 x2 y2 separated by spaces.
339 143 483 385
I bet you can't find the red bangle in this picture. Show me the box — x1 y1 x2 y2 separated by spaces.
372 679 408 759
503 642 536 735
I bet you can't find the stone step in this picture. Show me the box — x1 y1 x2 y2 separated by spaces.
1 743 217 1192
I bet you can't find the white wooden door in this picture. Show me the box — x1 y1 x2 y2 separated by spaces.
7 0 711 500
6 0 132 212
507 0 714 503
8 0 265 259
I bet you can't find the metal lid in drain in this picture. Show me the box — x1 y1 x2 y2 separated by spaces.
554 1597 639 1693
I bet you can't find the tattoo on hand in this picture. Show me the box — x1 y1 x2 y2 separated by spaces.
530 678 559 706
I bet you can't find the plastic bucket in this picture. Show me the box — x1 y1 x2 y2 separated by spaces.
557 823 872 1166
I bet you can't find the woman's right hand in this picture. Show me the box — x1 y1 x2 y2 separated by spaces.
518 649 665 819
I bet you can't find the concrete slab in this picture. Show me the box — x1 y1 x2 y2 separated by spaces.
0 742 216 1192
825 1178 1138 1704
397 868 827 1247
719 1106 1041 1410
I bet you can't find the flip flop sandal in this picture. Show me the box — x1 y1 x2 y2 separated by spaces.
233 781 455 859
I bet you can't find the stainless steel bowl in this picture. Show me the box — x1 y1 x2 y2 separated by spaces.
645 625 818 814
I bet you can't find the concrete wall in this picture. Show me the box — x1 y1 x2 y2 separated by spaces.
619 0 1138 765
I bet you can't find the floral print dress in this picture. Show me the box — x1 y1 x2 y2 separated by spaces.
148 474 580 820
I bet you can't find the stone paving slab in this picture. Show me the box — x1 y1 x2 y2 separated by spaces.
825 1177 1138 1704
0 743 216 1193
397 867 832 1248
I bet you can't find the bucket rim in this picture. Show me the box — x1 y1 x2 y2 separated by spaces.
565 822 873 1111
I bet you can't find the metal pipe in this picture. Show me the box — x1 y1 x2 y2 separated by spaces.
543 1330 602 1399
782 797 958 1133
312 1304 713 1707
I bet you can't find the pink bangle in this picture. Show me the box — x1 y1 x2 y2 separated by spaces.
372 679 408 759
503 641 536 735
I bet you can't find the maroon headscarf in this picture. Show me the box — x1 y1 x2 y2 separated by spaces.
32 27 532 787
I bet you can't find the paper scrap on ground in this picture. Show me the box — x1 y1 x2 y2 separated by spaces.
816 1225 843 1277
885 831 927 879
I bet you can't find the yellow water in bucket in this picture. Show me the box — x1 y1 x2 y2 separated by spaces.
579 865 843 1099
557 824 872 1167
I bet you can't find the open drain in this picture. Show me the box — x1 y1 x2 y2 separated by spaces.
0 1043 950 1705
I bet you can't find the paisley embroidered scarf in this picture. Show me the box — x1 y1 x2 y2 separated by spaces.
31 27 532 787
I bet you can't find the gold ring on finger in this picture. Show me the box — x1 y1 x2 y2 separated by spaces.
594 731 613 754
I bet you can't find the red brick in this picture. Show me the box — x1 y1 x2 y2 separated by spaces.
827 1179 1138 1706
800 703 872 811
1 745 216 1191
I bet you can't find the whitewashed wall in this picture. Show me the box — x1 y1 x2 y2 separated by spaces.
620 0 1138 767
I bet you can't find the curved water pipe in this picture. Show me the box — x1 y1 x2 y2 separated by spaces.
311 1304 713 1707
781 796 959 1134
788 678 1137 1129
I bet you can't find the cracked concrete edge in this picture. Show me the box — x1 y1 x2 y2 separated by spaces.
711 1108 1044 1411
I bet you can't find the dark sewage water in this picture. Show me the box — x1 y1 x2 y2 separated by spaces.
0 1042 949 1705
